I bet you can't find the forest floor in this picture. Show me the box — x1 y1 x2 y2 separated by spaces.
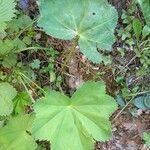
9 0 150 149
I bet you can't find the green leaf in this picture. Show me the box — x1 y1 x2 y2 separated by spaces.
0 121 4 128
0 114 37 150
38 0 118 63
32 81 117 150
13 38 26 49
133 18 142 40
23 36 32 45
138 0 150 26
0 38 26 57
143 132 150 148
0 39 14 56
134 95 150 110
8 14 33 33
116 94 126 107
31 59 41 69
2 53 17 68
144 95 150 108
142 25 150 37
50 71 56 83
0 0 16 32
137 0 150 38
0 82 17 116
13 92 32 114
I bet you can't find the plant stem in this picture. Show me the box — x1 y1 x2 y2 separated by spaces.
60 38 78 73
20 78 35 103
18 72 46 94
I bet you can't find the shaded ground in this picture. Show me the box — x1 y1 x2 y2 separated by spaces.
96 110 150 150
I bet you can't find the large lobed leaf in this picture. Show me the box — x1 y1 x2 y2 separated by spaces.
38 0 118 63
0 82 17 116
0 114 37 150
32 81 117 150
0 0 16 32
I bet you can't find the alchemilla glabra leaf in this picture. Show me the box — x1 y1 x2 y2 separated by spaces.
0 114 37 150
0 0 16 32
0 82 17 116
38 0 118 63
32 81 117 150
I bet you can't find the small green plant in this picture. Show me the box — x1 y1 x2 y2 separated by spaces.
138 0 150 32
0 13 34 69
38 0 118 63
134 95 150 109
116 0 150 99
135 0 150 76
143 132 150 148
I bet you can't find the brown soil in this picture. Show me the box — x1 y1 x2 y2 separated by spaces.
96 111 150 150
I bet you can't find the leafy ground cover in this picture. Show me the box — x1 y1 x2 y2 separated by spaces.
0 0 150 150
